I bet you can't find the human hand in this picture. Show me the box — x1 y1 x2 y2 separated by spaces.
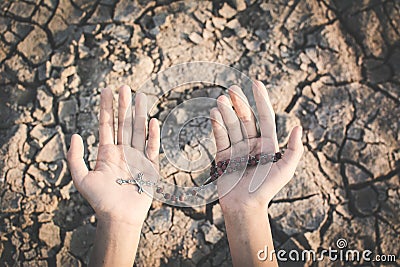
210 81 303 214
67 86 160 226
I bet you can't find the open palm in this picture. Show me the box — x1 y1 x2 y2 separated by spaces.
210 81 303 211
67 86 160 226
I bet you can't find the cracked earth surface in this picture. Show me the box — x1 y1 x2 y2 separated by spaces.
0 0 399 266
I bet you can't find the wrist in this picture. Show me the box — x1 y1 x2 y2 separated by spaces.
220 199 269 218
96 212 145 230
90 212 143 267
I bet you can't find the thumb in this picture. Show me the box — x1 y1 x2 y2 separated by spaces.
67 134 89 186
276 125 304 174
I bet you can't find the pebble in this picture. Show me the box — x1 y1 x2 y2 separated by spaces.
189 32 203 44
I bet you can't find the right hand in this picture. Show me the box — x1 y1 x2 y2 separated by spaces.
67 86 160 226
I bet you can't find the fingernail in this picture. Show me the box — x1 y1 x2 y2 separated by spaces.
120 84 130 91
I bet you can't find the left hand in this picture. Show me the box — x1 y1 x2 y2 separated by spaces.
210 81 304 213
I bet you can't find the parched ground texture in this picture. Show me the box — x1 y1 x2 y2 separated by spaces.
0 0 399 266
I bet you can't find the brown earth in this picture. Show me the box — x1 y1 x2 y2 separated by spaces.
0 0 399 266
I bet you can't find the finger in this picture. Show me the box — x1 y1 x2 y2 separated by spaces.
67 134 89 187
117 85 133 145
228 85 258 139
146 118 160 166
217 95 243 144
252 81 278 150
276 126 304 176
131 93 147 151
210 107 230 152
99 88 115 145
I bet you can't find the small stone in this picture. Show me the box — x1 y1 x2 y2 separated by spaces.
0 191 22 212
39 222 61 248
280 44 290 58
212 204 224 226
48 14 70 46
87 135 96 146
58 98 78 132
212 17 226 30
33 88 55 126
189 32 203 44
47 160 67 186
30 124 57 147
20 141 37 164
89 215 96 224
5 54 35 83
202 29 213 40
219 3 237 18
24 175 40 196
200 221 224 244
243 39 261 51
112 60 128 73
68 73 81 92
56 248 82 267
132 55 154 86
174 172 194 187
47 66 77 96
205 19 214 31
38 213 53 223
3 31 18 44
35 130 66 163
27 164 50 183
188 247 207 264
36 87 53 112
60 180 75 200
17 25 51 65
37 181 46 188
6 168 24 193
103 24 132 42
147 206 172 234
78 42 91 59
8 1 36 19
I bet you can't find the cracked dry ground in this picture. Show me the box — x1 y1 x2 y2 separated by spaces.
0 0 399 266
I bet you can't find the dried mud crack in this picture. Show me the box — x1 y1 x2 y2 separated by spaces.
0 0 399 266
